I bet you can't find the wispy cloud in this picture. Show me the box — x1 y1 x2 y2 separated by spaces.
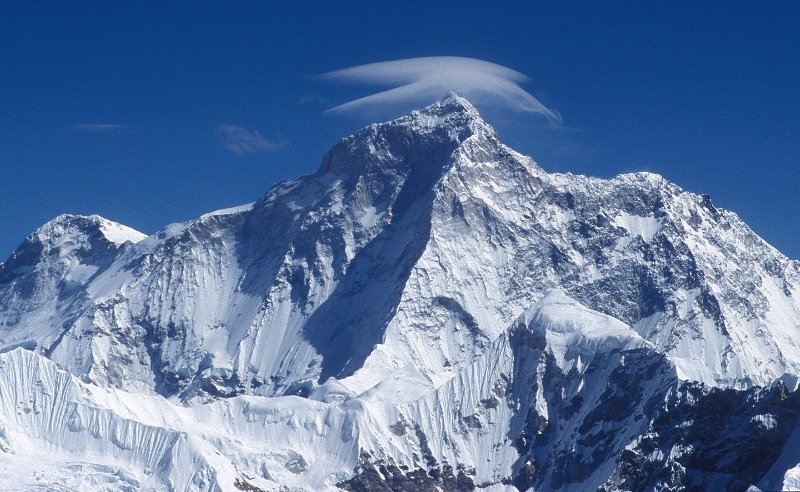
215 124 286 155
69 123 129 132
321 56 561 123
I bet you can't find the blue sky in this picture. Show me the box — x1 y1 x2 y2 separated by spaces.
2 2 799 258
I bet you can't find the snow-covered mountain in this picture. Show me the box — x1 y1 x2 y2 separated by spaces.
2 94 800 490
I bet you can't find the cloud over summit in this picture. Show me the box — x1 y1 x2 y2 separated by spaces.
322 56 561 123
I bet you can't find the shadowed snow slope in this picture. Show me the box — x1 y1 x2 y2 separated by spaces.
2 95 800 490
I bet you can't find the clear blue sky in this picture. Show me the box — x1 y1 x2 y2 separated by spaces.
2 2 799 258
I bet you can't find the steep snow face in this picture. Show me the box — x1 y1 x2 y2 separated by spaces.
0 348 361 490
0 214 145 353
0 95 514 400
2 295 795 491
0 295 681 490
2 95 800 401
514 290 649 373
373 292 663 490
0 295 636 490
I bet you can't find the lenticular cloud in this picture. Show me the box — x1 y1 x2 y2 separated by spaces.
322 56 561 123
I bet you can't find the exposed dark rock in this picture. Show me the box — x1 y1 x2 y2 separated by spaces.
337 451 475 492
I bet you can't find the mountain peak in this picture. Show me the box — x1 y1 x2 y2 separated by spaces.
5 88 800 490
32 214 146 247
420 91 481 118
0 214 145 278
403 92 490 135
1 213 144 276
318 94 495 176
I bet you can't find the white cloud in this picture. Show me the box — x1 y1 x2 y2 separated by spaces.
69 124 129 132
322 56 561 123
215 124 286 155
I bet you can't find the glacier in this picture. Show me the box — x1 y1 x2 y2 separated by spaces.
1 94 800 490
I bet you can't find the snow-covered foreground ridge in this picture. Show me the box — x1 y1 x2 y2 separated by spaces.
2 94 800 490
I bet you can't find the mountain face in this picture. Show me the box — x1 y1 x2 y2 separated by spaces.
1 94 800 490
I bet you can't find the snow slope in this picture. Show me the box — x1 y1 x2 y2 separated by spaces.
2 94 800 490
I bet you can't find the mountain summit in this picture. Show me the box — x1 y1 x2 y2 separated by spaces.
1 95 800 490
